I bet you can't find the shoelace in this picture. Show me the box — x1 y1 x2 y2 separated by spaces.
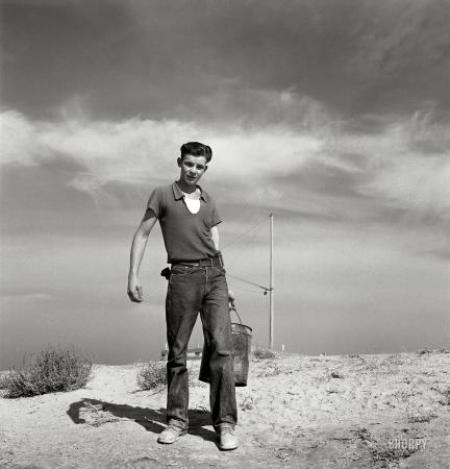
221 426 234 435
167 425 184 433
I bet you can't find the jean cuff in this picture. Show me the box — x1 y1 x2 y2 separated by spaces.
168 418 188 430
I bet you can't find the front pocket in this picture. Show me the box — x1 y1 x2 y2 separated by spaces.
169 265 202 287
212 266 226 276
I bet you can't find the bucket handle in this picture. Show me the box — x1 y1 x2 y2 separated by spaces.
230 307 243 324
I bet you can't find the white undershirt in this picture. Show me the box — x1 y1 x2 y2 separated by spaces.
182 188 201 214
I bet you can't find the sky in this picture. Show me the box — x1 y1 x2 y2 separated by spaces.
1 0 449 368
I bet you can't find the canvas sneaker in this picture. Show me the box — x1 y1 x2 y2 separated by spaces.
217 424 238 451
157 423 187 444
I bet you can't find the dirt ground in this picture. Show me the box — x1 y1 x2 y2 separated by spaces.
1 350 449 469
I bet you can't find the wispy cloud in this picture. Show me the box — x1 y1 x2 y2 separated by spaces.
2 102 449 225
1 103 324 195
325 111 450 221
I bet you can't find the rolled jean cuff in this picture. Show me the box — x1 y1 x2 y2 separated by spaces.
168 418 188 430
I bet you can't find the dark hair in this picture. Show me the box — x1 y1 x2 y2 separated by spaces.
180 142 212 163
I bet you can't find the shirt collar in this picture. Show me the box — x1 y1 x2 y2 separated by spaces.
172 181 207 202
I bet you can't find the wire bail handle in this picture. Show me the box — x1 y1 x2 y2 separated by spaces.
230 307 243 324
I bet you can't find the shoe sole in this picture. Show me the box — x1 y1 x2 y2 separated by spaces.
157 430 187 444
218 439 238 451
219 444 238 451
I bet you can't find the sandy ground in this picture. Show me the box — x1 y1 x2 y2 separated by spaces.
1 350 449 469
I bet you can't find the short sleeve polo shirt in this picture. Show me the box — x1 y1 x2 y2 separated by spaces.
146 181 222 263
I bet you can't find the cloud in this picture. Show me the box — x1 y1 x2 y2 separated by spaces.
1 110 41 166
1 102 449 226
1 104 324 198
3 0 449 121
333 112 450 221
2 1 449 365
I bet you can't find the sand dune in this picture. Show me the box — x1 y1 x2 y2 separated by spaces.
1 350 449 468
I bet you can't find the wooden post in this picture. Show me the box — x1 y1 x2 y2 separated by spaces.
269 213 274 349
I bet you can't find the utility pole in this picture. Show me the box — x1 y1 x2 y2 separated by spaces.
269 213 274 349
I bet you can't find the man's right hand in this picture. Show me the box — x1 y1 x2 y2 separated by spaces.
128 215 157 303
127 275 143 303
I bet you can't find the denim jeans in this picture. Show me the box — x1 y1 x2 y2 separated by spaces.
165 264 237 429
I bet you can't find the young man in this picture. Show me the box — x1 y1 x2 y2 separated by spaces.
127 142 238 451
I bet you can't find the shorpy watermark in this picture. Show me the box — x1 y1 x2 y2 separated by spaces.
388 437 428 451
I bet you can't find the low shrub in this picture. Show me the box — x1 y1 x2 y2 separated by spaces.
252 347 276 360
1 346 92 398
138 361 166 391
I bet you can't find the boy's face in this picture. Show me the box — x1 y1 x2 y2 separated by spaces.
178 154 208 188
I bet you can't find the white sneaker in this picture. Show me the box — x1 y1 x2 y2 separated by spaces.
157 424 187 444
217 424 238 451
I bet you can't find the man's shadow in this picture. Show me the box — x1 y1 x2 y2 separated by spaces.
67 398 217 443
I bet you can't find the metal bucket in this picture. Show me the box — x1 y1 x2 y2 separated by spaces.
199 308 252 387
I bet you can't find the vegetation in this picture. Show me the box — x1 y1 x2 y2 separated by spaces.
252 347 276 360
137 360 166 391
0 346 92 398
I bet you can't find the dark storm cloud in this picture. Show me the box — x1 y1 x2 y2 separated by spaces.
1 1 449 238
2 0 449 122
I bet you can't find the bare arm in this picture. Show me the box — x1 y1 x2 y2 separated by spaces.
211 225 234 306
211 225 220 250
127 212 157 302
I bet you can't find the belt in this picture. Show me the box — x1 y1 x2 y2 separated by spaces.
171 256 223 268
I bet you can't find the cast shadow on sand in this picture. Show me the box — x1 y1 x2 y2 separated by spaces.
67 398 217 443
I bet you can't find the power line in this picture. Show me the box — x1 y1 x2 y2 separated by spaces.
229 284 262 295
227 273 271 293
222 214 272 300
222 217 267 250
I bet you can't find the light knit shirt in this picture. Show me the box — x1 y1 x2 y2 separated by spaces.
145 182 222 263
